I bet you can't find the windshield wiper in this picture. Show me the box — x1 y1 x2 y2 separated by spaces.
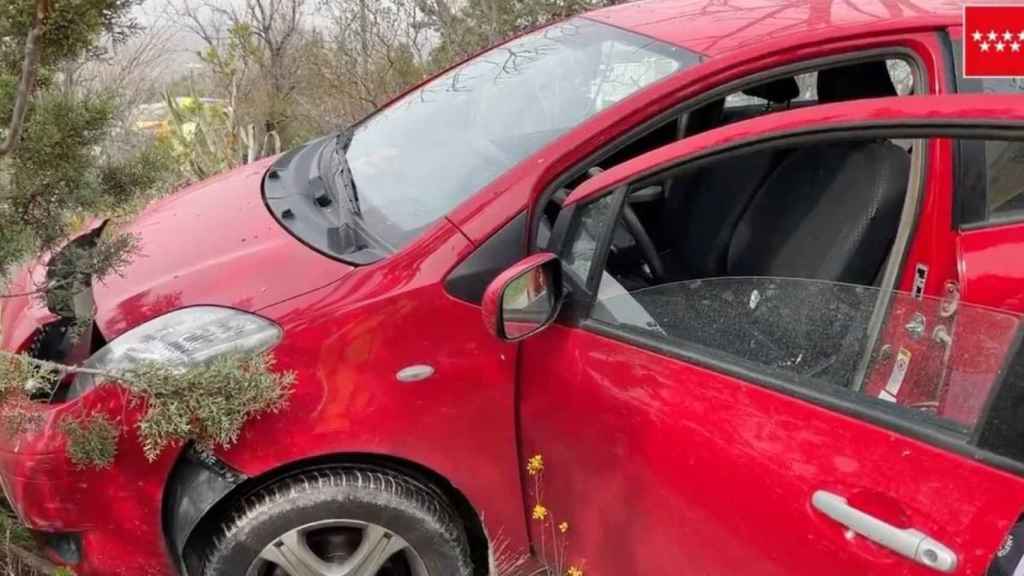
331 129 361 217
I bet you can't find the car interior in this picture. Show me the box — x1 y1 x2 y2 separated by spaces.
538 58 918 295
533 57 928 392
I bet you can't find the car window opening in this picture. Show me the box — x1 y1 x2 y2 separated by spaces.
537 57 918 248
546 58 919 296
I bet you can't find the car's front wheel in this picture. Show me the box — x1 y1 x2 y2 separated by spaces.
201 468 473 576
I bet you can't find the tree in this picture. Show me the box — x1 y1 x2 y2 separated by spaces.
170 0 309 152
312 0 430 122
421 0 618 68
165 0 624 153
0 0 292 471
0 0 161 286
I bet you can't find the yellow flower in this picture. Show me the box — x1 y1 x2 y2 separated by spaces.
532 504 548 521
559 522 569 533
526 454 544 476
567 567 584 576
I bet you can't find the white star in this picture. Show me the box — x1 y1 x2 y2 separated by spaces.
981 42 991 51
1013 42 1022 52
989 30 999 41
1019 30 1024 41
974 30 984 42
1005 31 1015 42
997 42 1006 52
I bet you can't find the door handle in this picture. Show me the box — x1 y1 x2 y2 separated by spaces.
812 490 957 573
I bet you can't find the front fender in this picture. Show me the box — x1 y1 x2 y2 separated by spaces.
206 221 531 567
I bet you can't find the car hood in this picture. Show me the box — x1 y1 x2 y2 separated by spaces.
92 158 352 339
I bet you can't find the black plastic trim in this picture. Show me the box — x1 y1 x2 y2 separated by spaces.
938 31 958 94
962 210 1024 231
38 532 81 565
950 36 984 94
555 188 627 321
163 446 246 575
444 212 527 304
262 136 390 266
976 328 1024 463
955 139 990 227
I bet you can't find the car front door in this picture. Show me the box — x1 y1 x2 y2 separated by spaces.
515 96 1024 576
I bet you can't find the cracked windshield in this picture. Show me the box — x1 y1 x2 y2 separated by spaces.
3 1 1024 576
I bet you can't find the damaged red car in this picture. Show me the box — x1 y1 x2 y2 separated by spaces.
3 0 1024 574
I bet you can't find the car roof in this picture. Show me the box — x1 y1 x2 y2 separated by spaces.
584 0 966 57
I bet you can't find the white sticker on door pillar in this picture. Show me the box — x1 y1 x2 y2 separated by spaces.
880 347 912 402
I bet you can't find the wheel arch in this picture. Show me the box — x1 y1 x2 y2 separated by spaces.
164 449 492 576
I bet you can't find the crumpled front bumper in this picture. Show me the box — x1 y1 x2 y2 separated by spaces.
0 383 182 575
0 291 180 576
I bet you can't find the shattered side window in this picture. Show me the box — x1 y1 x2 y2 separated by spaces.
590 276 1020 434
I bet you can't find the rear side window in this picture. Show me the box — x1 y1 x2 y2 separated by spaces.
951 39 1024 95
957 139 1024 226
722 59 915 110
982 141 1024 217
951 39 1024 226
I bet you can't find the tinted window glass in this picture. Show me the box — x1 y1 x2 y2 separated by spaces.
957 139 1024 225
986 141 1024 217
952 39 1024 94
346 19 698 246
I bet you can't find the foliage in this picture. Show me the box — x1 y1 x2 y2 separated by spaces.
0 0 296 570
0 351 295 467
41 234 138 323
0 507 33 553
127 353 294 461
0 0 141 72
60 413 118 470
0 0 175 290
0 0 298 477
171 0 623 160
161 93 237 180
0 497 54 575
0 354 54 436
427 0 616 69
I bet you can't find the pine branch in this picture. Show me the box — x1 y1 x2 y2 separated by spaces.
0 351 126 383
0 0 52 158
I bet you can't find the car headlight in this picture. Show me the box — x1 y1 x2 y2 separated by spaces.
66 306 282 401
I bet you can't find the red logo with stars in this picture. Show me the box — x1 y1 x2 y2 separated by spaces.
963 5 1024 77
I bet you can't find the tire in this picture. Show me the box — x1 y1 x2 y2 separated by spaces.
201 468 474 576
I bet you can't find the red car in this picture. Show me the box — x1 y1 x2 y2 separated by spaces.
3 0 1024 574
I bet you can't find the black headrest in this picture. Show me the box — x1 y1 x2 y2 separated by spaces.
817 61 897 104
742 77 800 104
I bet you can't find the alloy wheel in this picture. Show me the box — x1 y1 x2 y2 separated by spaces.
248 519 430 576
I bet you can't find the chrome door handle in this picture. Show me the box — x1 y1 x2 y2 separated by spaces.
812 490 957 573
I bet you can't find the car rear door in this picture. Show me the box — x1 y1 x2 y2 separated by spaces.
516 95 1024 576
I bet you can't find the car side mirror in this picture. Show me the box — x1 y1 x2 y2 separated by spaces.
482 253 563 341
